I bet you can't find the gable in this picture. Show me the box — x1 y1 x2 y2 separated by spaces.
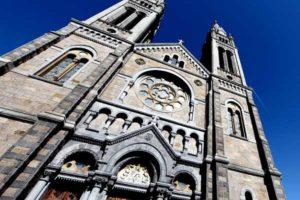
135 43 210 78
107 124 179 160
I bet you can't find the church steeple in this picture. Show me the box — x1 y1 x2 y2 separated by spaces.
201 21 247 86
84 0 165 43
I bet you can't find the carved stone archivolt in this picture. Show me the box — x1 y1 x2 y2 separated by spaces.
117 164 151 186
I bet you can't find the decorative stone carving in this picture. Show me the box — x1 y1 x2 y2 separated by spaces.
117 164 151 185
135 58 146 65
194 79 203 86
173 180 192 193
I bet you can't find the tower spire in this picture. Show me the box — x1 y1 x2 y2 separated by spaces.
201 20 247 86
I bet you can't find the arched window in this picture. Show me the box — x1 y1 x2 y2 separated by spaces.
161 125 172 142
127 117 143 132
171 54 179 65
218 47 225 70
111 7 135 26
226 50 235 74
235 110 245 137
173 173 195 193
227 108 234 135
108 113 127 134
88 108 111 131
124 11 146 30
188 134 198 155
179 61 185 68
164 55 170 63
173 130 185 152
61 152 96 175
227 102 246 139
245 191 253 200
38 49 92 84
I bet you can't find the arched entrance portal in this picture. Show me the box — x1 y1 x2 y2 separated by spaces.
106 152 160 200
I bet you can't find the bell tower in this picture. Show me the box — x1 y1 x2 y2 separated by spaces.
84 0 165 43
201 21 247 85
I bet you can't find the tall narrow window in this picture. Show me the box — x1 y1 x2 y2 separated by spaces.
227 102 247 139
235 111 245 138
111 7 135 26
164 55 170 63
188 134 198 155
227 50 235 73
124 12 146 30
227 108 234 135
179 61 185 68
173 130 185 152
171 55 179 65
38 49 92 84
161 126 172 142
218 47 225 70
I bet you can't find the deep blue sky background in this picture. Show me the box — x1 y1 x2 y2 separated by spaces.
0 0 299 198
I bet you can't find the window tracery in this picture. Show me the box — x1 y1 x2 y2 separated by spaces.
37 49 92 84
136 74 189 112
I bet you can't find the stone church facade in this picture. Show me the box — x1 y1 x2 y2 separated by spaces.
0 0 286 199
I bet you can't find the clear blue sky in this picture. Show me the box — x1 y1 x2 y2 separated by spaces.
0 0 299 198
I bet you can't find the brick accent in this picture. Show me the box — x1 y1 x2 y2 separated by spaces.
0 121 57 193
0 43 132 199
0 33 60 75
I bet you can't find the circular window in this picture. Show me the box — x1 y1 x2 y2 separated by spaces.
107 28 117 34
136 75 189 112
227 75 233 80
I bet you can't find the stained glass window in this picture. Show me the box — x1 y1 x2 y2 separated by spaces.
38 49 92 84
136 74 189 112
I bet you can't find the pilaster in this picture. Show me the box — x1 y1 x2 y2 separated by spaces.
246 90 286 200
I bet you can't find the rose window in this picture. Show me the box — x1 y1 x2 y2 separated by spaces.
137 76 189 112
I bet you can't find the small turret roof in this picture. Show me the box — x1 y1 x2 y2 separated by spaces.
211 20 227 36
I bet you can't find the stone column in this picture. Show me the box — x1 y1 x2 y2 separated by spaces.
98 186 109 200
80 190 91 200
84 0 128 24
183 136 191 155
121 120 131 133
105 6 128 23
119 12 139 29
104 116 114 135
169 132 176 146
88 185 101 200
85 111 97 128
128 12 158 42
119 80 134 102
25 177 49 200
